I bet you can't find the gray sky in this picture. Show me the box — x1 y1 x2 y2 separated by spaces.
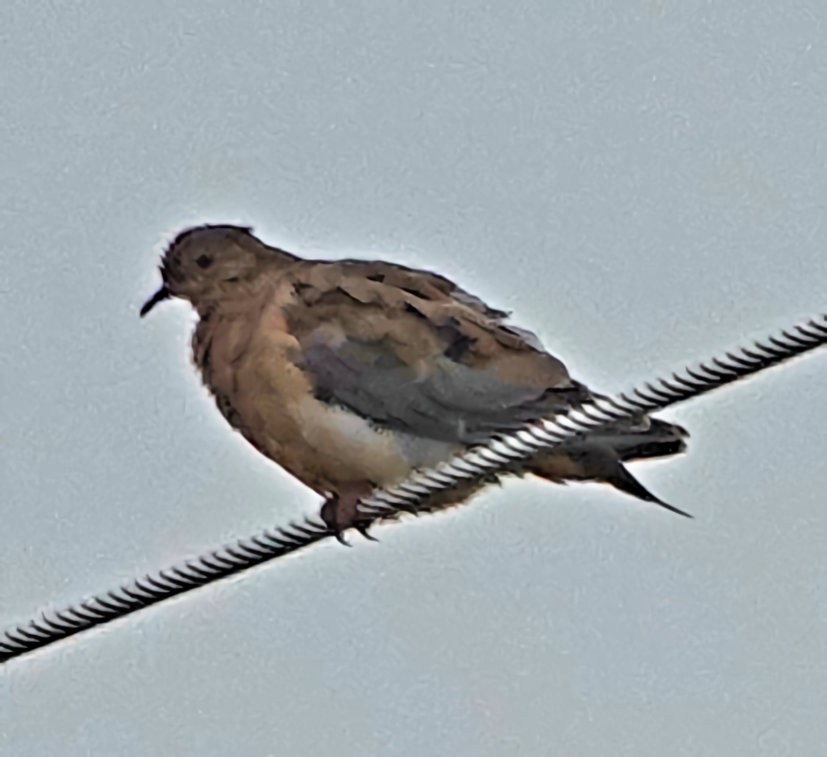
2 2 826 755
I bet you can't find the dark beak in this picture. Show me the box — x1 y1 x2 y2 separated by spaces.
140 285 171 317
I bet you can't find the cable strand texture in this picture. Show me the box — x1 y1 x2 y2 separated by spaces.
1 313 824 663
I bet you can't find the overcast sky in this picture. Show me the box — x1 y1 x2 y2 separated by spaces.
2 2 826 755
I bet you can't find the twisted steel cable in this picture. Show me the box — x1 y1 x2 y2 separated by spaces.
1 313 824 664
358 313 827 518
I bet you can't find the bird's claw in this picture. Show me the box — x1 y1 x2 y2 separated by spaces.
330 522 378 545
321 487 379 545
357 524 379 542
334 530 352 547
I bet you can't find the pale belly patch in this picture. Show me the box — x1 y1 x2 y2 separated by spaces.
292 395 461 489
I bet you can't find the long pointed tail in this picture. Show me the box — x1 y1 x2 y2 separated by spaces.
525 416 690 517
599 459 692 518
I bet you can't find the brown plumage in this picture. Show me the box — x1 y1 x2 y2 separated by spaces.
141 224 689 538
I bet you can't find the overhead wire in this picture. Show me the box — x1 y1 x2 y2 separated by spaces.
1 313 824 664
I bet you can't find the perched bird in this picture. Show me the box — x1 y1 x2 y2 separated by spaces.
141 224 689 538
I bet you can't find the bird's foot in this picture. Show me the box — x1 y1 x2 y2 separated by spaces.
320 484 379 545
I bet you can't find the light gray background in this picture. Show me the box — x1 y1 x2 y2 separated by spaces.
2 2 826 755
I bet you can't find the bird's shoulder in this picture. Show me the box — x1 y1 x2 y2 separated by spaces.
279 258 552 363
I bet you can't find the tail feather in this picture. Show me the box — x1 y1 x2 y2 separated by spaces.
587 417 689 462
525 414 690 517
601 461 692 518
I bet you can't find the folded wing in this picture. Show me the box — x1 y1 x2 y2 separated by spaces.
284 259 591 444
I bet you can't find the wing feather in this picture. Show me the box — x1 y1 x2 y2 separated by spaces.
283 260 590 443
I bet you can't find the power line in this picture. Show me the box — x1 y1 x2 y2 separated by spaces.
1 313 824 664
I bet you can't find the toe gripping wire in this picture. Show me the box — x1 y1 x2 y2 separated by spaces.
1 313 825 663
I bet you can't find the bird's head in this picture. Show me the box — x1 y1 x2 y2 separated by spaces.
140 224 287 317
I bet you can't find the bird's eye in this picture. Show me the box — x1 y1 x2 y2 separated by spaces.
196 254 213 269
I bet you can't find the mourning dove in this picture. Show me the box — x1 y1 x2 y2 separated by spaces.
141 224 689 539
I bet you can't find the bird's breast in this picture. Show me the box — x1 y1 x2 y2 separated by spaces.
194 302 461 496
